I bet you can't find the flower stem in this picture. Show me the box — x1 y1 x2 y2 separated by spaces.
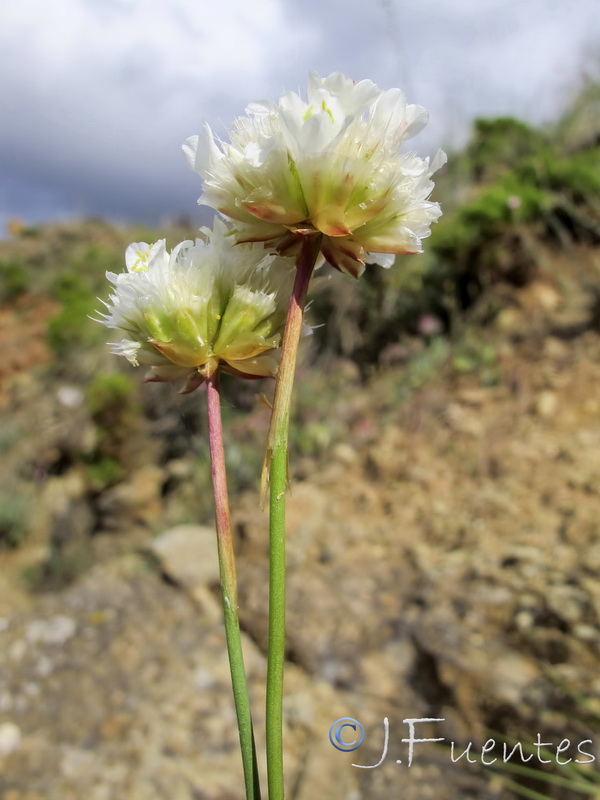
206 372 261 800
266 235 322 800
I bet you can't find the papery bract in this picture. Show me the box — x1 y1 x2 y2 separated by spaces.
184 71 446 277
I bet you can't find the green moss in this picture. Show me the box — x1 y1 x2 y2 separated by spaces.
85 456 124 490
47 272 103 355
86 372 138 419
451 336 500 385
0 260 29 301
46 302 100 355
0 424 22 454
0 495 30 548
84 373 141 490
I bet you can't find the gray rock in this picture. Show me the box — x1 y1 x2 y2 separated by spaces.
25 615 76 646
148 524 220 590
0 721 21 756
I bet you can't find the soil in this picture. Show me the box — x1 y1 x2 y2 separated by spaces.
0 235 599 799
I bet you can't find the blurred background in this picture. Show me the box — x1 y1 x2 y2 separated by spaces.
1 1 600 798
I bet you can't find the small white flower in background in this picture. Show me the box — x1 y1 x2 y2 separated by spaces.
96 219 295 393
184 71 446 278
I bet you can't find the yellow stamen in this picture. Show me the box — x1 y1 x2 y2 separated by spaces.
321 100 334 123
131 249 149 272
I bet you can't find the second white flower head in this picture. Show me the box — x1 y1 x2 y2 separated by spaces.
97 219 296 392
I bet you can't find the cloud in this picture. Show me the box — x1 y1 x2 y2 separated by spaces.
0 0 315 222
281 0 600 144
0 0 598 229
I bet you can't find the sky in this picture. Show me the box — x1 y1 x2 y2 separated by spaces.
0 0 599 233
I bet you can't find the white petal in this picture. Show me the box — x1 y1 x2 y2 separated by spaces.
367 252 396 269
109 339 142 365
430 149 448 175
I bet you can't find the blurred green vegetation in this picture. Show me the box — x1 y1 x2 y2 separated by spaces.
0 493 31 548
47 271 103 355
0 259 29 302
84 372 142 489
86 371 139 419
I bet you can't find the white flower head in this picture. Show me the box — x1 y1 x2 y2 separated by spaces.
184 71 446 278
96 219 296 392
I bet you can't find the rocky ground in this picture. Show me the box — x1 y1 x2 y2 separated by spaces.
0 236 600 799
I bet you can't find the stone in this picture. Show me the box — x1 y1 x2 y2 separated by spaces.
96 464 164 527
0 722 21 756
547 585 588 625
148 524 220 590
520 281 561 312
25 616 76 646
56 386 84 409
496 307 526 335
536 390 558 418
59 746 95 780
331 442 359 466
487 653 541 707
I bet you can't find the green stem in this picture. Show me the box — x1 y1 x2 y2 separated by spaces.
206 372 261 800
266 235 322 800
